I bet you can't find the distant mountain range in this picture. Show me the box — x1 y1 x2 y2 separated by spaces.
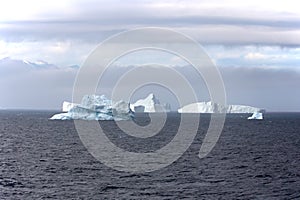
0 57 79 73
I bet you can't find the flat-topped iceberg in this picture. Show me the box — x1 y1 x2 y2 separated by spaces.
130 93 171 113
178 101 264 114
50 95 134 120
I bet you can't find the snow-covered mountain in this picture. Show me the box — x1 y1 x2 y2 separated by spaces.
0 57 79 74
0 57 57 70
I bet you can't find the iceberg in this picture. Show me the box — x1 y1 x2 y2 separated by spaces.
247 112 263 120
50 95 134 120
178 102 224 113
178 101 264 114
130 93 171 113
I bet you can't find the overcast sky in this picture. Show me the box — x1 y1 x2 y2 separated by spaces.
0 0 299 111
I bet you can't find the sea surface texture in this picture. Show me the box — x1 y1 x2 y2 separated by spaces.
0 111 300 199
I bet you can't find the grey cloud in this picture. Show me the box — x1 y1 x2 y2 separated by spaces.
2 22 300 46
1 1 300 46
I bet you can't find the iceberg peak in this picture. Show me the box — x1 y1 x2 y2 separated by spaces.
130 93 170 113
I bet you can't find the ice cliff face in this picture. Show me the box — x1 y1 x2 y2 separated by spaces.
247 112 263 120
50 95 133 120
130 93 171 113
178 101 264 114
62 101 78 112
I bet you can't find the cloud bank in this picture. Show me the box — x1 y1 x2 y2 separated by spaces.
1 0 300 66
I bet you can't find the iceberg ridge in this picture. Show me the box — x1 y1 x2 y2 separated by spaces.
130 93 171 113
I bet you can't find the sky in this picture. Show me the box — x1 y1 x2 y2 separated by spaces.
0 0 300 111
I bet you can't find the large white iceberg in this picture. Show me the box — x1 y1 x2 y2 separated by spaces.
178 101 264 114
130 93 171 113
50 95 134 120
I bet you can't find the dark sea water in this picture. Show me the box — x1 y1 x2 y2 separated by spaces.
0 110 300 199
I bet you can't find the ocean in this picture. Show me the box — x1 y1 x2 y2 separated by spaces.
0 110 300 199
